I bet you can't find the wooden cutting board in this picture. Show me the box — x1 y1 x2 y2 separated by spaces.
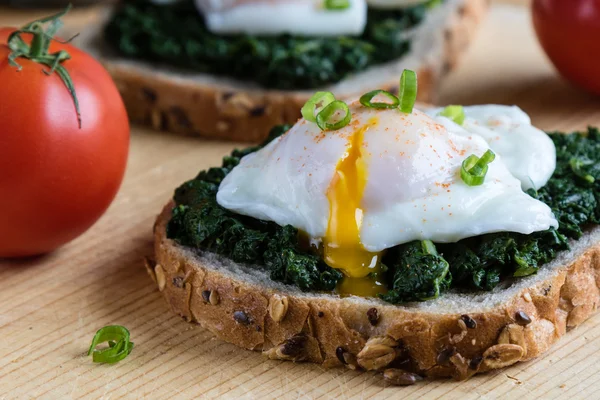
2 2 600 399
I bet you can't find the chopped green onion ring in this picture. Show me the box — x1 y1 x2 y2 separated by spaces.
398 69 418 113
316 100 351 131
324 0 350 10
439 105 465 125
88 325 134 364
301 91 336 123
426 0 442 9
359 90 400 109
461 149 496 186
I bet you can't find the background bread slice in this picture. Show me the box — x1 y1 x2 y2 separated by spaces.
77 0 488 142
152 201 600 380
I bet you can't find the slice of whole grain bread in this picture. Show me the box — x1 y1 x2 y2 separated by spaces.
77 0 488 142
151 201 600 380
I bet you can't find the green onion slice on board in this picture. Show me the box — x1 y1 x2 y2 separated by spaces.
88 325 134 364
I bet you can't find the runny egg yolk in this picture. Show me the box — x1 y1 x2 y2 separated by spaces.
323 117 386 297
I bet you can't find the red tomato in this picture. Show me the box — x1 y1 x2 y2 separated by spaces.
0 24 129 257
533 0 600 95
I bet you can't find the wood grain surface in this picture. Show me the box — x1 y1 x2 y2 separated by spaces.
2 2 600 399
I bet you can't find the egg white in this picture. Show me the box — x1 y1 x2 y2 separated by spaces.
426 105 556 191
195 0 367 36
367 0 429 9
217 102 558 252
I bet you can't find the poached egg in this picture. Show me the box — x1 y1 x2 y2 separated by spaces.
216 102 557 295
194 0 367 36
426 105 556 191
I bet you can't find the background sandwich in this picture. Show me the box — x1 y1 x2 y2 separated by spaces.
80 0 487 141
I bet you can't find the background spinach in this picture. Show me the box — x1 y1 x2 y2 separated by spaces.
105 0 431 89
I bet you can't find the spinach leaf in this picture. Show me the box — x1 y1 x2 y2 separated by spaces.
167 126 600 303
104 0 432 89
167 125 343 291
381 240 450 303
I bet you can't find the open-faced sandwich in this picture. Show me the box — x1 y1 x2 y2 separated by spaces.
150 71 600 383
80 0 487 141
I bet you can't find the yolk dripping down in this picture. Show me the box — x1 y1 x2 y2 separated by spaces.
323 117 386 297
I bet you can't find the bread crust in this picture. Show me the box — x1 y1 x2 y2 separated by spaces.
152 201 600 380
97 0 488 142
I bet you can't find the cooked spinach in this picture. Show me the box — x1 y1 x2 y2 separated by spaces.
167 127 600 302
167 125 343 291
380 240 450 303
382 128 599 302
104 0 431 89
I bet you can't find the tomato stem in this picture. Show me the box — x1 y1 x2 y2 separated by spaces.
6 4 82 129
28 24 48 58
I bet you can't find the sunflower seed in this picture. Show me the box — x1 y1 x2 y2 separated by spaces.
357 343 396 371
383 369 422 386
498 324 527 357
155 264 166 291
209 290 219 305
483 344 524 369
268 294 289 322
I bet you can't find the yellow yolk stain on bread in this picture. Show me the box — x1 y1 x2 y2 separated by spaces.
323 117 385 296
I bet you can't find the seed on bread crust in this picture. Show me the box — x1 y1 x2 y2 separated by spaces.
172 276 185 288
155 264 166 291
367 308 379 326
280 335 307 357
144 257 157 283
268 294 289 322
449 353 469 380
336 347 347 365
169 106 192 129
498 324 527 357
343 352 359 370
460 315 477 329
483 344 524 369
264 335 307 361
209 290 220 305
233 310 250 325
141 87 157 103
383 369 422 386
469 356 483 370
515 311 532 326
437 346 457 366
357 337 398 371
218 92 256 118
151 109 164 130
450 319 468 344
201 289 220 305
249 105 267 117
